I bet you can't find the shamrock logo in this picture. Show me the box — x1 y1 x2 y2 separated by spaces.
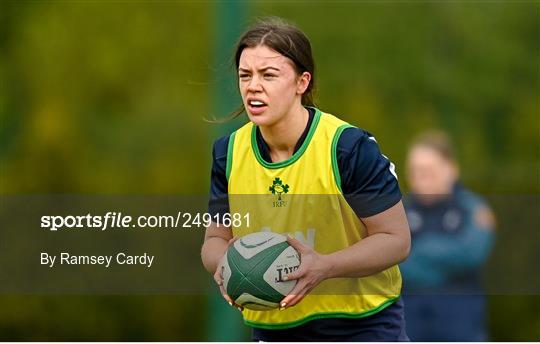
269 177 289 201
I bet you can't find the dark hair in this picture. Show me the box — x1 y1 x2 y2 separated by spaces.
411 130 456 162
223 17 317 121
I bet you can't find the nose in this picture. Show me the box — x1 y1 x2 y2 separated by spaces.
246 75 263 92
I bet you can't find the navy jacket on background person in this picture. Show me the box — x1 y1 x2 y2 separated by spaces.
400 183 495 341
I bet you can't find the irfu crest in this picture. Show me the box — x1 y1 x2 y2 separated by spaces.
269 177 289 201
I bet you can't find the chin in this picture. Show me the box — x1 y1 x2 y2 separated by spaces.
247 112 276 127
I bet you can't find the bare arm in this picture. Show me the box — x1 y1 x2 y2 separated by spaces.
325 200 411 278
201 221 233 274
281 201 410 308
201 221 245 309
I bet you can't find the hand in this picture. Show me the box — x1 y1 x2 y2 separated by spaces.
213 237 244 311
279 235 333 309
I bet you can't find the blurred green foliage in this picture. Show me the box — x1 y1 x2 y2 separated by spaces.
0 0 538 341
1 2 212 194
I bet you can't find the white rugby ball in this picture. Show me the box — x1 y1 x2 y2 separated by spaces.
221 232 300 310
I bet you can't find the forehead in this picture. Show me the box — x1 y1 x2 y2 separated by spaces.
408 146 447 166
238 45 292 70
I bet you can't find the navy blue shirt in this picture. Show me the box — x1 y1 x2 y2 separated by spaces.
209 107 402 219
400 184 494 341
400 183 495 293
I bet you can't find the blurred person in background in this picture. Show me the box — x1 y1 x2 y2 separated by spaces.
400 130 496 341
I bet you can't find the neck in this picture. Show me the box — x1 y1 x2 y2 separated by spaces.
259 103 309 159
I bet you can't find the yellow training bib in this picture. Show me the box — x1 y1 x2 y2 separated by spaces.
227 108 402 329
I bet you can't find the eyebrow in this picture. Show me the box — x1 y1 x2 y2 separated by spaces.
238 66 280 73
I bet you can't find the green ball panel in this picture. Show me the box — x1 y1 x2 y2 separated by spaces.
226 241 290 304
224 255 245 300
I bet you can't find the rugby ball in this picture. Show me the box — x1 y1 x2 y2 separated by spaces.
220 232 300 310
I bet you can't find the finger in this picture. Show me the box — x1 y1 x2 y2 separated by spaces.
284 281 315 308
228 236 238 246
283 266 306 281
213 265 223 285
280 280 306 308
286 286 310 308
214 268 233 305
288 281 316 307
286 234 308 253
281 290 305 309
218 284 234 305
223 291 243 311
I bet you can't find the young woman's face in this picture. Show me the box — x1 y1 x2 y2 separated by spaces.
238 45 308 127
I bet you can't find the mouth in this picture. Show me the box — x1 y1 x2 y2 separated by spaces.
246 99 268 115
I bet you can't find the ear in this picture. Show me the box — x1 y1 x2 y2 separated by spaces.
296 72 311 95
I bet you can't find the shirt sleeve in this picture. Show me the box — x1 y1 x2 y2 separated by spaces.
208 135 230 217
337 127 402 218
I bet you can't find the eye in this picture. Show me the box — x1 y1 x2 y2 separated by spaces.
239 74 251 80
264 74 276 79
